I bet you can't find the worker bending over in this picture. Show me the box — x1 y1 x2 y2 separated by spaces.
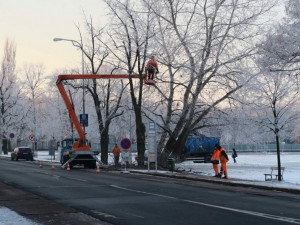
216 144 229 179
211 144 220 177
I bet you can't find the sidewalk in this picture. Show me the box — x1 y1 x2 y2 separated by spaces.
0 182 112 225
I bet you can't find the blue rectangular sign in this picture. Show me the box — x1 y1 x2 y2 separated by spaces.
149 122 155 130
80 114 88 127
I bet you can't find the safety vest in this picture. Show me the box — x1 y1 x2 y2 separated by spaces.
211 149 220 161
112 147 121 157
147 59 158 68
219 148 229 163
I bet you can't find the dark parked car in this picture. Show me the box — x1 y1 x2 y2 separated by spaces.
11 147 34 161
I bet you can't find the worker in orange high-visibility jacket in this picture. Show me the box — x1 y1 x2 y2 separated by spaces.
112 144 121 166
211 144 220 177
145 56 159 80
217 144 229 179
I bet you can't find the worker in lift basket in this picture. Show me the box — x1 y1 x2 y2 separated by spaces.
211 144 220 177
112 144 121 166
145 55 159 80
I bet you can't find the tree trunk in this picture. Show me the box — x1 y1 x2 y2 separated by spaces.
2 138 8 155
101 129 109 164
275 130 282 181
164 135 176 155
135 110 146 166
173 128 190 156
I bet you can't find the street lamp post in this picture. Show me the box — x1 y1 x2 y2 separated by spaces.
53 37 86 132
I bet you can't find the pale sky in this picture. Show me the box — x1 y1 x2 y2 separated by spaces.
0 0 107 74
1 0 287 75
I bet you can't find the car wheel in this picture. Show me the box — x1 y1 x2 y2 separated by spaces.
30 157 34 161
16 157 18 161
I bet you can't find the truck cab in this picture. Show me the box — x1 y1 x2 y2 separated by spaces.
58 137 97 168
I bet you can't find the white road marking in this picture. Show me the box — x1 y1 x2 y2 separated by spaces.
110 185 300 224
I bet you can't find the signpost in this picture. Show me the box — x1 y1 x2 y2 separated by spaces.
120 138 132 173
48 139 56 160
29 134 36 142
147 122 157 172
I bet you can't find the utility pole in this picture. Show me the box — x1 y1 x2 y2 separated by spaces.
82 49 85 133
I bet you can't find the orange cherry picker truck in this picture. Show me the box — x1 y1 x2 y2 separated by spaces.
56 74 140 169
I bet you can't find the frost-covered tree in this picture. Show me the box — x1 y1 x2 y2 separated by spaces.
246 68 299 181
55 15 129 164
21 63 47 151
103 0 155 165
143 0 277 159
0 39 21 154
258 0 300 75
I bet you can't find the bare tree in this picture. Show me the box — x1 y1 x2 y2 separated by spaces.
0 39 21 154
258 0 300 75
103 0 155 165
143 0 277 160
62 15 128 164
247 69 300 181
21 63 46 151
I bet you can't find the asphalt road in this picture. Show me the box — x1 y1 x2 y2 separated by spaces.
0 158 300 225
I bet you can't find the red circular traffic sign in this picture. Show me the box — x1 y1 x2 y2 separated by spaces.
29 134 36 142
120 138 131 150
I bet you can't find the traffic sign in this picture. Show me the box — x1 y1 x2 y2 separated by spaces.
29 134 36 142
80 114 88 127
9 133 15 139
149 122 156 130
120 138 132 150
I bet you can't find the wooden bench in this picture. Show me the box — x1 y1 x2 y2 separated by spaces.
264 167 285 181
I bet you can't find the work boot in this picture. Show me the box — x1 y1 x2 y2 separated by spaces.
222 177 228 179
216 173 221 178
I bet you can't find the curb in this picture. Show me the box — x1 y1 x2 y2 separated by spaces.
129 170 300 194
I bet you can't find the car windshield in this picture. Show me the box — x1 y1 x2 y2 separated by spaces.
19 148 31 152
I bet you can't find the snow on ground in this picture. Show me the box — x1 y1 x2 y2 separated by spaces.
177 152 300 190
0 207 40 225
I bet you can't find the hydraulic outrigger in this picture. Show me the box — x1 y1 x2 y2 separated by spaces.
56 74 140 168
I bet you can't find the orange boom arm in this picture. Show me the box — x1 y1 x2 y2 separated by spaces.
56 74 140 151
